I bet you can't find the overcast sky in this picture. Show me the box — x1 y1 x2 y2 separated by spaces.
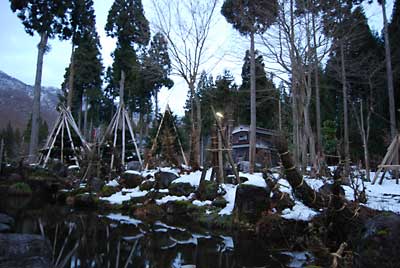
0 0 394 116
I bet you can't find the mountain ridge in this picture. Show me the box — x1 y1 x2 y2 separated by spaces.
0 70 59 131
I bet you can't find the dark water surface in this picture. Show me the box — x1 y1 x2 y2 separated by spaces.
0 195 316 268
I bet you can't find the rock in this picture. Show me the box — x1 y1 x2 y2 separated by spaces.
0 213 14 226
197 180 219 201
120 172 144 188
270 191 294 212
212 196 228 208
139 180 156 191
168 182 195 197
8 182 32 196
133 203 165 221
90 177 104 192
0 233 52 268
0 223 11 233
154 171 178 189
8 173 23 182
99 185 118 197
357 213 400 267
74 194 97 208
233 184 270 224
164 200 196 215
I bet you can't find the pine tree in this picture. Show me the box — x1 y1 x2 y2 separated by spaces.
10 0 72 162
221 0 278 173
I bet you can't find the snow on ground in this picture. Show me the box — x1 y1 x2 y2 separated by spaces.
343 179 400 214
100 187 147 204
219 184 238 215
103 213 142 226
192 200 212 206
172 169 212 187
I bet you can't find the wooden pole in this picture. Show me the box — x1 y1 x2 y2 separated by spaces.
64 116 80 167
145 107 168 169
218 130 224 183
61 116 65 164
110 106 121 171
372 135 398 184
43 119 64 167
168 106 189 166
0 138 4 174
122 107 126 168
124 109 143 169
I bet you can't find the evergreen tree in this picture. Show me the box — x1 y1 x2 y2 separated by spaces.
222 0 278 173
10 0 71 162
239 50 279 129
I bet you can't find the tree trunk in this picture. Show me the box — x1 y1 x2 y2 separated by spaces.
29 32 48 163
249 31 257 174
83 94 88 138
67 45 75 109
189 82 201 169
340 40 350 177
381 0 398 180
120 70 126 105
154 90 159 119
359 100 370 182
312 10 322 156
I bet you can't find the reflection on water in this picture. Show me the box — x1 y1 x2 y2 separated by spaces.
0 196 315 268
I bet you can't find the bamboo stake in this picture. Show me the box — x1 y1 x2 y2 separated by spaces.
379 138 399 184
372 135 398 184
110 106 121 171
122 110 126 168
61 116 65 164
64 116 80 167
43 120 64 167
65 109 91 151
38 113 62 164
124 109 143 168
100 108 119 146
168 106 189 166
145 107 168 169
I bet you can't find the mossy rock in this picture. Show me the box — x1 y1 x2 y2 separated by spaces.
168 182 195 197
99 185 119 197
8 182 32 196
120 172 144 188
197 180 219 201
164 200 199 215
145 190 168 200
154 171 179 189
139 180 156 191
196 212 233 230
129 195 147 204
74 194 98 208
212 197 228 208
132 203 165 221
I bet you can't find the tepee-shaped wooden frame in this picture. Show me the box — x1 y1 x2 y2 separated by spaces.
372 134 400 185
38 105 91 168
99 103 143 171
144 105 188 170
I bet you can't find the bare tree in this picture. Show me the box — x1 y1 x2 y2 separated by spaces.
151 0 219 169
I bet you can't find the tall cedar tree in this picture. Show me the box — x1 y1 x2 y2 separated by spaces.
143 33 173 116
389 0 400 118
239 50 278 130
10 0 71 162
105 0 150 106
221 0 278 173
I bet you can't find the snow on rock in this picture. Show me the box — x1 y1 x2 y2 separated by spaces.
240 172 267 188
172 169 212 187
192 200 212 206
106 179 119 187
155 195 189 205
100 187 147 204
68 165 79 170
103 213 142 226
219 184 238 215
124 170 141 175
281 201 319 221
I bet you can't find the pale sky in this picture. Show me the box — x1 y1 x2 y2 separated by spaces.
0 0 394 116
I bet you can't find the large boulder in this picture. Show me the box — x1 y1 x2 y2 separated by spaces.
168 182 195 197
357 213 400 267
0 234 52 268
120 172 144 188
318 183 345 198
139 180 156 191
154 171 178 189
233 184 270 224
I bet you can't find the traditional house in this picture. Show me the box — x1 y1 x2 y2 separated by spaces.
231 125 279 168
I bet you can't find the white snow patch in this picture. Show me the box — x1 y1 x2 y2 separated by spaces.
155 195 189 205
281 201 319 221
103 213 142 226
106 179 119 187
220 235 234 251
154 221 186 231
172 169 212 187
68 165 79 170
124 170 141 175
100 187 147 204
240 172 267 188
219 184 238 215
192 200 212 206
